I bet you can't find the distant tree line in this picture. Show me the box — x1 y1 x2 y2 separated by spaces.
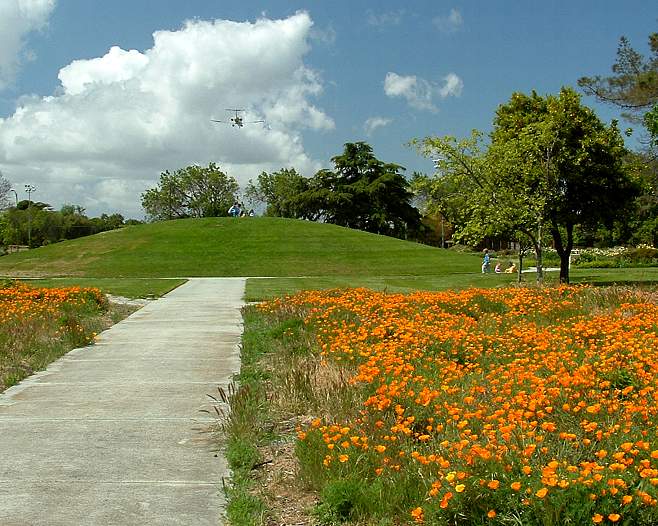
0 193 141 249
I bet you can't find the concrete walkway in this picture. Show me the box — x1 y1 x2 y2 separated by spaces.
0 278 245 525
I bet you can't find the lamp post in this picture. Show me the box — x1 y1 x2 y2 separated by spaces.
25 184 36 247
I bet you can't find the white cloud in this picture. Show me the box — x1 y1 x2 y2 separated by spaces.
366 9 405 28
439 73 463 98
384 71 462 112
433 8 463 34
0 0 56 89
0 12 335 217
364 116 392 136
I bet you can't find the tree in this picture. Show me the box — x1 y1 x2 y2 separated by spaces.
492 88 638 283
245 168 312 218
296 142 421 238
578 31 658 119
415 89 638 283
141 163 239 221
413 130 546 282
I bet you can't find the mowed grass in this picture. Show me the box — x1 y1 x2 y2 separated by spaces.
0 217 480 278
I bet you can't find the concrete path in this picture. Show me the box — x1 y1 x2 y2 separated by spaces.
0 278 245 526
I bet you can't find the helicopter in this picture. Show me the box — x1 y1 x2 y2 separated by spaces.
211 109 265 128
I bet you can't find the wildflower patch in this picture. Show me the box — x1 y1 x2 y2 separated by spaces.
258 286 658 525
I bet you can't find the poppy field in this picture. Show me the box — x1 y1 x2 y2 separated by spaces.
0 281 109 390
251 285 658 525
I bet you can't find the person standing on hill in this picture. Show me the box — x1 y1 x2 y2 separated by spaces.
228 202 241 217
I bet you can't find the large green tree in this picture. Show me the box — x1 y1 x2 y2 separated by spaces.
245 168 312 218
141 163 239 221
415 88 638 283
493 89 639 283
296 142 421 238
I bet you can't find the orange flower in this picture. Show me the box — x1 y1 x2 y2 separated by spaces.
592 514 603 524
608 514 621 523
535 487 548 498
510 481 522 491
410 507 424 523
487 480 500 490
487 510 496 518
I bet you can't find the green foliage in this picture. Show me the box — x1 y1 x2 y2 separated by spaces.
1 203 137 247
578 31 658 121
645 104 658 146
141 162 239 221
245 168 312 218
294 142 421 238
415 88 638 284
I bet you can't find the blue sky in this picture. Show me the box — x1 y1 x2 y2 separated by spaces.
0 1 655 217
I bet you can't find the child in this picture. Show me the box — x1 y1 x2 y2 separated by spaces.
482 249 491 273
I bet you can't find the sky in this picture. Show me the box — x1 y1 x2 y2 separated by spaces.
0 1 655 219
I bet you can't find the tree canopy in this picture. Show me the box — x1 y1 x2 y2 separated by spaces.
247 143 421 239
141 163 239 221
578 31 658 116
415 88 638 282
245 168 312 219
296 142 421 238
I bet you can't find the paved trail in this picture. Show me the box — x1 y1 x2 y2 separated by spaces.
0 278 245 525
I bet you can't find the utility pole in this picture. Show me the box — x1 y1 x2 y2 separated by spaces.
25 184 36 247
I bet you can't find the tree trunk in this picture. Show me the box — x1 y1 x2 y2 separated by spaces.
551 220 573 284
518 250 523 283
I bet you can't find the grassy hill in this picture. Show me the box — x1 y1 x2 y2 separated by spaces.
0 217 480 278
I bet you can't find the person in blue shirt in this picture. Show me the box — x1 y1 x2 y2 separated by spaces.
482 249 491 273
228 202 241 217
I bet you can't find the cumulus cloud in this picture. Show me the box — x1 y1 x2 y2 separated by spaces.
364 116 392 136
0 0 56 89
0 12 335 217
433 8 463 34
384 71 462 112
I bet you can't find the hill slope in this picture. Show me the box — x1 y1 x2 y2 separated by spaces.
0 217 479 278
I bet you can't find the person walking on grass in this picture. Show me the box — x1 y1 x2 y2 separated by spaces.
482 249 491 273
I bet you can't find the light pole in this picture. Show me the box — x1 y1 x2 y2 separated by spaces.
25 184 36 247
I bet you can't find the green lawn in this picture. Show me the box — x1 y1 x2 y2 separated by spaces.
2 217 657 299
245 272 518 301
0 217 480 278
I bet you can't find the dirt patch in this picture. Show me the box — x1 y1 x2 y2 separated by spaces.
254 439 318 526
